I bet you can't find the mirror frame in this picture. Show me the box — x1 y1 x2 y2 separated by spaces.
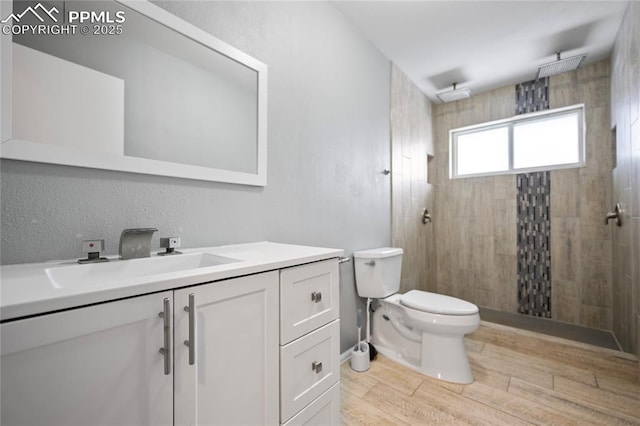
0 0 267 186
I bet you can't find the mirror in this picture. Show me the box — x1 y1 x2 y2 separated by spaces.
0 0 267 185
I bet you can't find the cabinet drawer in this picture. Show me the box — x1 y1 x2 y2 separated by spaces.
280 259 339 344
280 320 340 423
282 382 340 426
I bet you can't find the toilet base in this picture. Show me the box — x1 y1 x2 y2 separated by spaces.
372 338 474 384
419 333 474 384
371 295 477 384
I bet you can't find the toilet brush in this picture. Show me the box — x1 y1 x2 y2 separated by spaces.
350 309 370 372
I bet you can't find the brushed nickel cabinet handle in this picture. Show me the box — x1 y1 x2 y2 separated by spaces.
311 291 322 303
183 293 195 366
311 361 323 374
158 298 171 375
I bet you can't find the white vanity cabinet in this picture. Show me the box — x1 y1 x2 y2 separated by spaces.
174 271 279 425
1 272 279 426
279 259 341 425
0 291 174 426
0 243 343 426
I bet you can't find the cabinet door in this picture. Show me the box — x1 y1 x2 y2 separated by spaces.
174 271 279 426
1 291 173 426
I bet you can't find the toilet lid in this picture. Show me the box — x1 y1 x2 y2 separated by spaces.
400 290 479 315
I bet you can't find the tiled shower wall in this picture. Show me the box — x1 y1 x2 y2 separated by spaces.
433 86 518 312
549 60 613 329
433 60 613 331
390 65 436 294
610 1 640 356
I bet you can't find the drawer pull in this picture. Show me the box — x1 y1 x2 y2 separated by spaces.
311 361 323 374
311 291 322 303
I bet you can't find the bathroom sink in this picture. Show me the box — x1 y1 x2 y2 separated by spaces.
45 253 240 289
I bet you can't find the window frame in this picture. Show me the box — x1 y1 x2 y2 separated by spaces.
449 104 585 179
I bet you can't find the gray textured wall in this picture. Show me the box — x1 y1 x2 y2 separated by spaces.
0 1 391 353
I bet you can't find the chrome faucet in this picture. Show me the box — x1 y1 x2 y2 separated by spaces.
119 228 158 260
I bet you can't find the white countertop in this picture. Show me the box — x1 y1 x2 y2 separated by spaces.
0 242 343 321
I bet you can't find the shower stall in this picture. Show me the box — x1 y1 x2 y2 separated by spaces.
392 58 635 353
431 62 621 350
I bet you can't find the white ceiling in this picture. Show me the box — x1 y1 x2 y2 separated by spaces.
332 1 629 103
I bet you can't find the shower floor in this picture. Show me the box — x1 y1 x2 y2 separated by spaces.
478 306 621 351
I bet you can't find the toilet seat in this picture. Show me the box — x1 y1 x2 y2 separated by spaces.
400 290 479 316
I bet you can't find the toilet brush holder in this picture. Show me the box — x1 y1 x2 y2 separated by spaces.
350 341 370 372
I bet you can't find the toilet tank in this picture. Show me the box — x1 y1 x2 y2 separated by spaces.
353 247 403 298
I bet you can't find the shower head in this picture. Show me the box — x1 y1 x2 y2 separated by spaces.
537 51 586 79
436 82 472 103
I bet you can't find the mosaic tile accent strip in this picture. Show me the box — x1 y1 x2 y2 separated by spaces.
516 172 552 317
516 78 549 114
516 78 551 318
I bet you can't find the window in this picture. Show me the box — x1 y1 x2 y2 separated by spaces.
449 104 585 179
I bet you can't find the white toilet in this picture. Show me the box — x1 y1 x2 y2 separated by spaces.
354 247 480 384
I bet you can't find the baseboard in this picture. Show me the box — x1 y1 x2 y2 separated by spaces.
340 347 353 364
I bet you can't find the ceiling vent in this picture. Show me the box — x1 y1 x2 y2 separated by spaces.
537 51 586 79
436 82 472 103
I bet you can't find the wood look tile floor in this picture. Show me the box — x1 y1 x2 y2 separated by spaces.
341 322 640 425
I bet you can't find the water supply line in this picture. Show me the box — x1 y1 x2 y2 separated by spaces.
366 298 372 345
365 297 378 360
